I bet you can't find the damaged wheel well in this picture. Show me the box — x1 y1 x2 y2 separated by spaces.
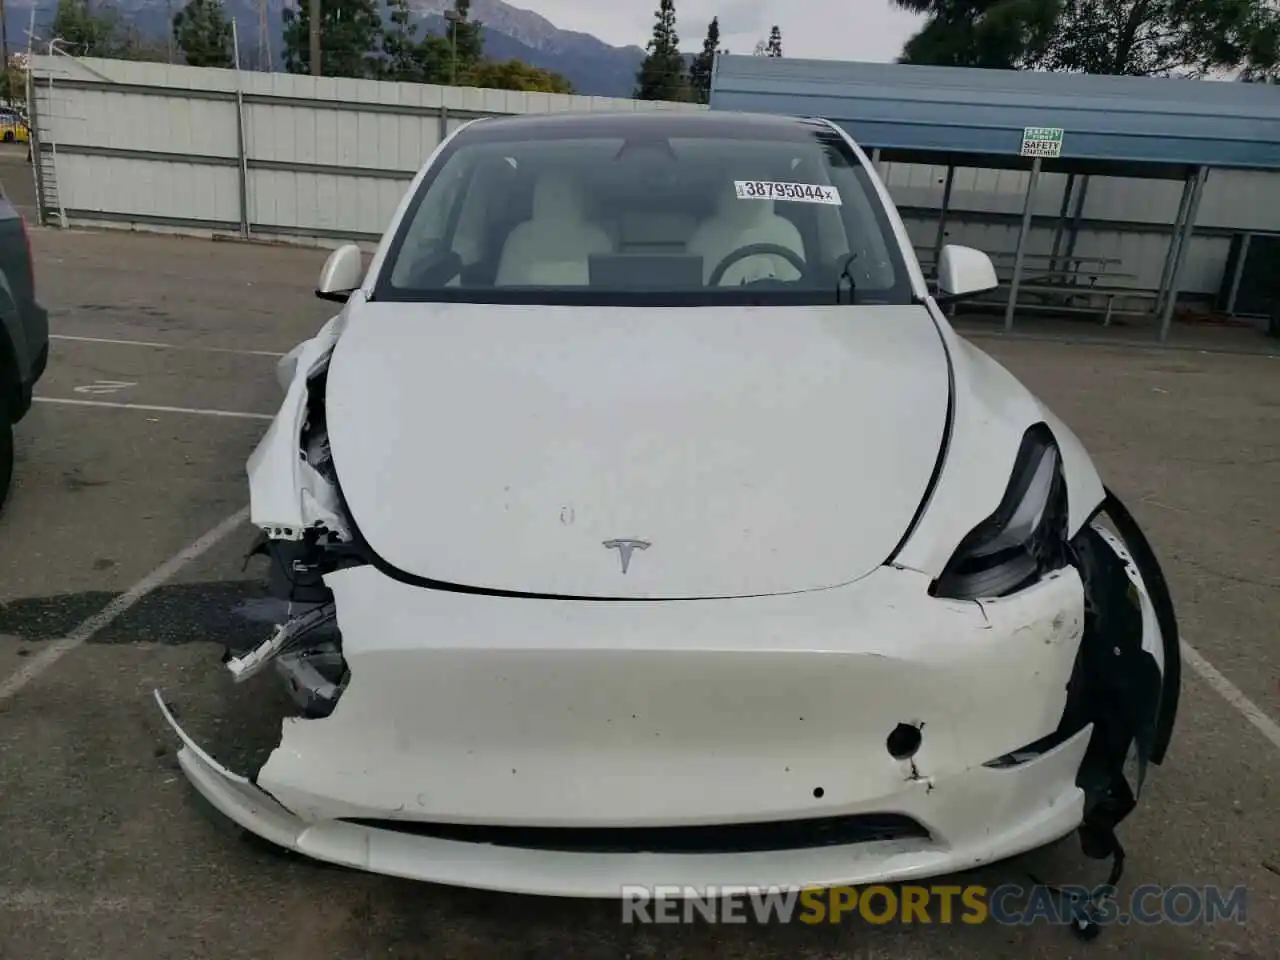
987 487 1180 868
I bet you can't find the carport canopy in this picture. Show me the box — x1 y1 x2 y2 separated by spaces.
708 55 1280 338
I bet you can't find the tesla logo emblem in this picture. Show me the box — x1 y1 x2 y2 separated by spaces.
603 538 650 574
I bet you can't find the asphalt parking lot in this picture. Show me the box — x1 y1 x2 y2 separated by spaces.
1 222 1278 960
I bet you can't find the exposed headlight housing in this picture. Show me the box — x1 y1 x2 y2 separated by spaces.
931 424 1071 601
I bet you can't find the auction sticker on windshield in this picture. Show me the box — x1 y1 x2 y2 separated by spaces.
735 181 842 205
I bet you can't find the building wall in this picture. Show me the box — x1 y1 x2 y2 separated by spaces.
27 54 707 243
27 55 1278 302
874 160 1278 297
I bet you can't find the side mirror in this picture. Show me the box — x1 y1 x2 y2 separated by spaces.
316 244 364 302
935 244 998 304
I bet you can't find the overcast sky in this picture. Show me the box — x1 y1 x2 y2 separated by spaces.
518 0 924 61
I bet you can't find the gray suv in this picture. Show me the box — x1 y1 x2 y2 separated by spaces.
0 191 47 512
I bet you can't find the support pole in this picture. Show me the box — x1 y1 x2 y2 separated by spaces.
1004 156 1042 333
1158 166 1208 343
1049 172 1075 274
1225 232 1252 316
26 58 43 224
232 20 250 239
1153 172 1196 322
309 0 321 76
871 147 882 169
931 163 955 278
1062 174 1090 273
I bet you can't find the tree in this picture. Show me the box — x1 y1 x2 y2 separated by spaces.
173 0 233 68
687 16 720 103
892 0 1060 69
381 0 563 90
766 25 783 57
1037 0 1264 75
894 0 1280 77
0 59 26 107
283 0 383 78
118 25 172 62
469 58 573 92
635 0 685 100
51 0 127 58
447 0 484 77
380 0 426 80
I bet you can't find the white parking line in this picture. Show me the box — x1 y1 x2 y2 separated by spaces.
1182 640 1280 752
0 506 251 704
33 397 273 420
50 334 286 358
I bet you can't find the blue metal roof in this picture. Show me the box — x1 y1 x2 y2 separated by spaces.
709 55 1280 173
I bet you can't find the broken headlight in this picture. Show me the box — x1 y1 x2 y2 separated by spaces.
931 424 1070 601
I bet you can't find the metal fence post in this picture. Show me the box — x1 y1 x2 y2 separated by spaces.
1048 172 1075 274
931 163 956 277
1004 156 1042 332
25 58 46 224
232 20 250 238
1153 172 1195 321
1158 166 1208 342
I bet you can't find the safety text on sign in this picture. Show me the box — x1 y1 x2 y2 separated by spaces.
1020 127 1064 158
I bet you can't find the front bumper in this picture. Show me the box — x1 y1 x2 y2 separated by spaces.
158 563 1106 895
158 687 1091 895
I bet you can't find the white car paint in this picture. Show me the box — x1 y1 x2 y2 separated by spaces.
890 310 1107 578
325 301 948 598
247 311 350 540
158 556 1127 895
157 111 1176 899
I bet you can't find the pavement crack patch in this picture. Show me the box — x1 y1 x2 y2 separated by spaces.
0 591 118 641
0 580 271 647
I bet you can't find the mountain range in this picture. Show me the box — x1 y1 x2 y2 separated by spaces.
4 0 653 98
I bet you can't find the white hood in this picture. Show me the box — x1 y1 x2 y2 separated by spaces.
324 301 950 599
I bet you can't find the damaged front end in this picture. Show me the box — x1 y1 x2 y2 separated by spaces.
235 322 368 719
931 423 1180 934
1054 490 1180 885
153 359 1179 918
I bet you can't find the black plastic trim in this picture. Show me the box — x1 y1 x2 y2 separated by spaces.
340 812 930 854
1099 487 1181 765
928 422 1066 598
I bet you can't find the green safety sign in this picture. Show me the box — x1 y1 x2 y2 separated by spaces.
1020 126 1064 158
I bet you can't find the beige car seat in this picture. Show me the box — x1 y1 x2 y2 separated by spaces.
495 172 614 286
687 180 806 285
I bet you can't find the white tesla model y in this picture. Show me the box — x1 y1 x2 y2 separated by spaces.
157 110 1180 905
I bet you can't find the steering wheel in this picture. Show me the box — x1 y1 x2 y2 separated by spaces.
707 243 808 287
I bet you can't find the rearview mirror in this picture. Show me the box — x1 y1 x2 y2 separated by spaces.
935 245 998 304
316 244 364 302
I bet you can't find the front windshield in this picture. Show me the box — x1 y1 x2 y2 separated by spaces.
373 118 915 307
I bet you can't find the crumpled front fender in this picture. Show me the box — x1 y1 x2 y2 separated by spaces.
247 311 349 540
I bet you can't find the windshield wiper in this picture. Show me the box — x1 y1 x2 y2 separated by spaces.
836 252 858 305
